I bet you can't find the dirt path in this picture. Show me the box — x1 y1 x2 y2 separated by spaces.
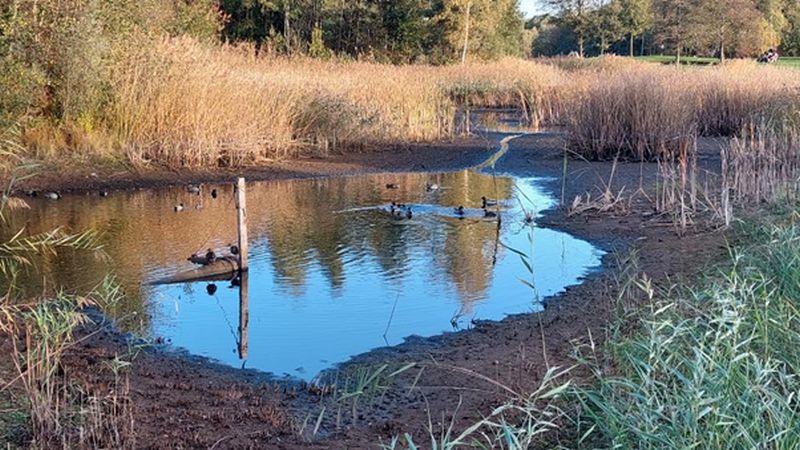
3 131 729 449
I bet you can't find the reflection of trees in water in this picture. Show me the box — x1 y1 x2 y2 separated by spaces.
6 169 517 326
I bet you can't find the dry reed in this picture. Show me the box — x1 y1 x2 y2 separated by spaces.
564 62 800 161
725 114 800 205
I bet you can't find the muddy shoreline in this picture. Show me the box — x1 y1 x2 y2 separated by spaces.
3 131 729 449
12 138 496 196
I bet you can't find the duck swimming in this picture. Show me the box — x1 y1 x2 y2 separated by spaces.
386 183 399 189
187 184 201 194
174 203 184 212
481 196 498 208
426 183 439 192
483 208 497 218
454 205 465 217
43 192 60 200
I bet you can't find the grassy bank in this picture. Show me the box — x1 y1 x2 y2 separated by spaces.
575 214 800 448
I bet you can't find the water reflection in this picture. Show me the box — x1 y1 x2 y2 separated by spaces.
6 170 603 378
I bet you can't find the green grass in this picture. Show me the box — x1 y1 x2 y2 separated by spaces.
777 57 800 68
575 214 800 448
635 54 800 68
636 54 720 65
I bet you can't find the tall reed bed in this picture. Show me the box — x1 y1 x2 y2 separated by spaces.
111 38 456 168
567 67 697 161
724 106 800 205
437 59 576 129
110 44 576 168
16 45 800 169
564 62 800 161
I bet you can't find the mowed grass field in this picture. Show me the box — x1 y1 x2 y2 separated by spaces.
636 54 800 67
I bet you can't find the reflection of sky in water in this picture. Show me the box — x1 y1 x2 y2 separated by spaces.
9 171 603 380
153 175 601 379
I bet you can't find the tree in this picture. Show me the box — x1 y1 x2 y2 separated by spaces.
619 0 652 56
592 0 625 55
528 15 576 56
548 0 594 56
653 0 699 63
432 0 524 63
696 0 761 60
783 3 800 55
757 0 788 49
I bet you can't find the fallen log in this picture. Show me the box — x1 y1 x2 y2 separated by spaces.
150 256 240 285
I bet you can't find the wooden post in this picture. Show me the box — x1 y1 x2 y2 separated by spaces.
235 177 249 271
238 270 249 360
235 177 249 361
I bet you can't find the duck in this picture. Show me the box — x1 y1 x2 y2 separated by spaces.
211 189 218 199
205 248 217 264
206 283 218 296
426 183 439 192
187 184 201 194
43 192 60 200
99 190 109 197
405 207 413 219
386 183 399 189
391 209 405 220
481 196 498 208
483 208 498 218
454 205 465 217
174 203 185 212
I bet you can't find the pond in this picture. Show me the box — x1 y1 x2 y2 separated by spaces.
9 169 603 380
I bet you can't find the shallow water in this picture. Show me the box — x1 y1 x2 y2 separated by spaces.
9 169 603 379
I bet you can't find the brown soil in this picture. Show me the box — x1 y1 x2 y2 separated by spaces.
12 138 496 196
2 131 730 449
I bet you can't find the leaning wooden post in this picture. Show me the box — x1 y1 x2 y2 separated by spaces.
235 177 249 271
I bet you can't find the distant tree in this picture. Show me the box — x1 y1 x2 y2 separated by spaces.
592 0 625 55
380 0 431 63
696 0 761 60
529 15 576 56
548 0 594 56
619 0 652 56
652 0 698 63
781 3 800 55
307 23 331 58
756 0 788 49
432 0 524 63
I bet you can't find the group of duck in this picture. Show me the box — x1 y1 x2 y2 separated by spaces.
174 184 218 212
24 189 108 200
454 196 499 219
388 201 413 220
385 180 500 221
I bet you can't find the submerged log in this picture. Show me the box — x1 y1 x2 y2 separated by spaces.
151 256 240 285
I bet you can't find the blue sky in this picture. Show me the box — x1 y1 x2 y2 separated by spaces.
519 0 546 17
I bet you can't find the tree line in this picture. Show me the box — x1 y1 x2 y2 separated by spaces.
535 0 800 59
218 0 526 63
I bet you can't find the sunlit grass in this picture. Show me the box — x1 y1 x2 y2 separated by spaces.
575 216 800 448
